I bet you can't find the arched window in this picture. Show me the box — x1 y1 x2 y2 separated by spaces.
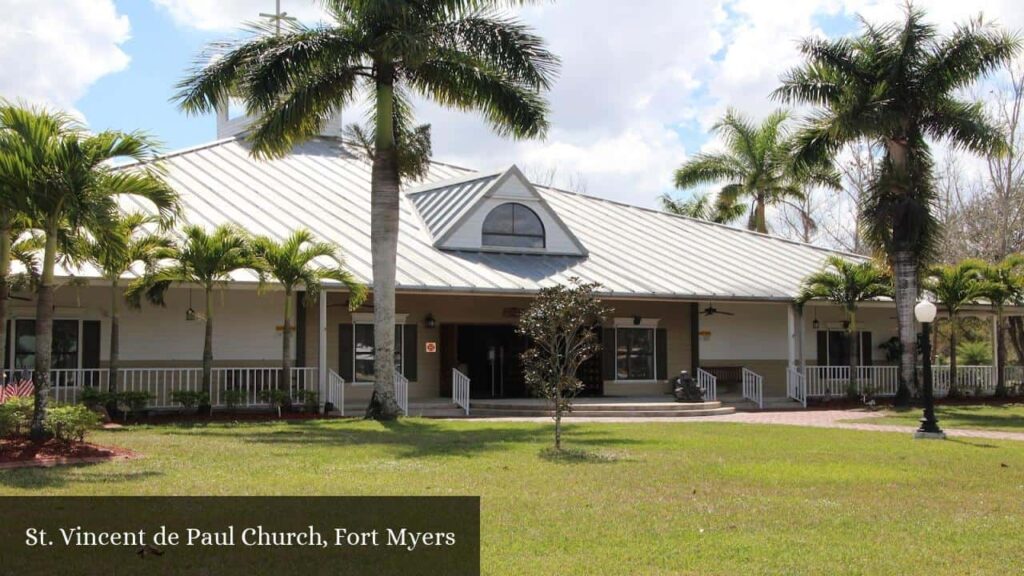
481 202 546 249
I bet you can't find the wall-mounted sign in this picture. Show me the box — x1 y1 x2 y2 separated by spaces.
425 341 437 353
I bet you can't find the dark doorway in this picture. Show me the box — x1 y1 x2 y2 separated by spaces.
440 323 604 399
444 325 524 398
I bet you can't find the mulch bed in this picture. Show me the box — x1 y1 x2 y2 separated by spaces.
0 437 137 470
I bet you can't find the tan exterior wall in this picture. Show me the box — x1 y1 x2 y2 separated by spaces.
303 292 693 400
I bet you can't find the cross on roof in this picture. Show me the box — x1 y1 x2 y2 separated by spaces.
259 0 298 35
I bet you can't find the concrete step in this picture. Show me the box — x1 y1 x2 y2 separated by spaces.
470 406 736 418
470 400 723 412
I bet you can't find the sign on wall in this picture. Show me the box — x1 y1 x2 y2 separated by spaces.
425 342 437 353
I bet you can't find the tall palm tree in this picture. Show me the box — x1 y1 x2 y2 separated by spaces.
0 106 177 439
797 256 893 396
252 229 367 391
977 254 1024 397
775 6 1020 405
658 192 746 225
925 260 986 397
673 108 838 234
87 213 175 391
128 224 263 412
0 104 71 394
173 0 557 420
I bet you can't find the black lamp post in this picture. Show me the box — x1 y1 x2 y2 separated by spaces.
914 299 945 439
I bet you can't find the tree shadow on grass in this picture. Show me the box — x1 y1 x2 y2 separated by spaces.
160 418 642 459
946 437 1000 449
0 467 163 490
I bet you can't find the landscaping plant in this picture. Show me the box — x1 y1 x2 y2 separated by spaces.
518 279 610 450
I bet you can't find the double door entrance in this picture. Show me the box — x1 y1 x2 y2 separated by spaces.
439 323 603 399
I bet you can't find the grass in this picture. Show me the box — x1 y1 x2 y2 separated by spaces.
2 418 1024 574
846 403 1024 433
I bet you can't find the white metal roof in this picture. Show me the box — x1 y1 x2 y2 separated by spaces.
101 136 867 302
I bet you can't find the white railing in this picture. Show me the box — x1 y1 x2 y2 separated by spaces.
787 367 806 407
1007 366 1024 392
120 367 204 408
3 367 321 410
695 368 717 401
803 365 900 398
327 370 345 416
931 365 996 397
803 365 849 398
452 368 470 415
856 366 900 397
741 368 763 409
394 369 409 416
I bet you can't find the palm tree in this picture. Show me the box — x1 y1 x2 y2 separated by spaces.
0 104 70 396
658 192 746 225
173 0 557 420
775 6 1020 405
797 256 893 397
128 224 263 412
925 260 986 397
87 213 175 391
673 108 838 234
252 229 366 391
977 254 1024 397
0 106 177 439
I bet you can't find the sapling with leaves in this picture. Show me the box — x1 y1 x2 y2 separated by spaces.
517 279 611 451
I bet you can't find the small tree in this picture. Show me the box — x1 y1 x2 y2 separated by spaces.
517 279 611 451
925 260 986 397
797 256 892 398
978 254 1024 396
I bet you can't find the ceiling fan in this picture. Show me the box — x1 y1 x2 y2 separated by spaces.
701 304 734 317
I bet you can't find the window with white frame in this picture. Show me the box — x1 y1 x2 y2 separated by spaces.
613 318 660 380
4 318 101 374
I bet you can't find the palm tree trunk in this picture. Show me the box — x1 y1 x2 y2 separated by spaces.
754 198 768 234
0 223 11 379
202 286 214 412
948 312 958 398
847 311 857 399
29 229 57 440
892 249 916 406
995 310 1007 397
109 279 120 392
366 65 402 420
280 287 292 392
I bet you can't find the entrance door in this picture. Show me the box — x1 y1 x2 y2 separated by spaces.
454 325 528 398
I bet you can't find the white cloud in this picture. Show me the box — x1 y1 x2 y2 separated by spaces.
152 0 328 32
0 0 130 111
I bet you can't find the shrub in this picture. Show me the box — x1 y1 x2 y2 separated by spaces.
259 389 291 418
0 397 34 436
293 389 319 412
115 391 153 415
45 405 101 445
222 389 247 412
80 386 114 410
957 341 992 366
171 390 210 412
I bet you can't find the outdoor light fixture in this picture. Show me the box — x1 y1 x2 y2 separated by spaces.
424 313 437 329
633 315 642 325
186 289 197 321
914 299 944 439
812 307 819 330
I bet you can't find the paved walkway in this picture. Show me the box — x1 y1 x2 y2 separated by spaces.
465 409 1024 442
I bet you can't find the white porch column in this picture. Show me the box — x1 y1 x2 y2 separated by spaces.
787 303 797 370
318 289 328 403
797 305 806 370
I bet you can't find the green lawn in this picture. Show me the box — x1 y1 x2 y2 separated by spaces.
847 403 1024 433
2 418 1024 575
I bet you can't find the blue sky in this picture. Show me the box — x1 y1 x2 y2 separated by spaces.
2 0 1021 209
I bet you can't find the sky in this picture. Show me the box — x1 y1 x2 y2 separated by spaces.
1 0 1022 209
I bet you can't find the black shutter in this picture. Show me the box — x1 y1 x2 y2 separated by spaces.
295 291 306 367
82 321 101 369
602 328 616 380
403 324 418 381
655 328 667 380
2 319 9 371
339 324 354 382
816 331 828 366
860 332 873 366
